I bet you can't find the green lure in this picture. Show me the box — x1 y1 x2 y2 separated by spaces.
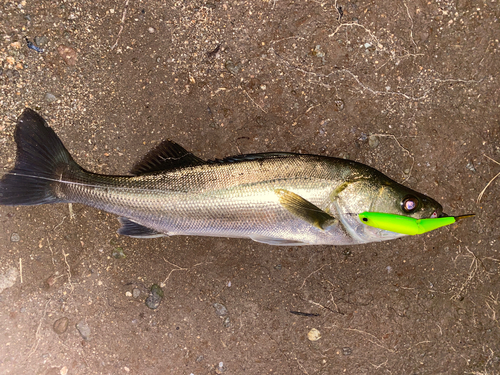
358 212 475 235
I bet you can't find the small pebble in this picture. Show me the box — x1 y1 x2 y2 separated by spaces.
10 41 21 50
10 70 20 79
312 44 325 58
34 36 48 46
148 27 155 33
76 321 91 340
213 302 228 316
368 135 380 148
342 347 353 356
132 288 141 298
44 93 57 103
223 316 231 328
46 275 57 287
466 162 476 172
53 317 69 334
10 233 20 242
60 366 68 375
0 267 19 293
334 98 345 111
125 291 132 297
196 355 204 363
224 60 241 75
215 362 226 374
145 284 163 309
57 45 77 66
112 247 126 258
307 328 321 341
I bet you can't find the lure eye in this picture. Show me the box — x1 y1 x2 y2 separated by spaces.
402 195 419 213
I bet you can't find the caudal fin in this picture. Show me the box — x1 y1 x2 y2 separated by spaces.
0 108 80 205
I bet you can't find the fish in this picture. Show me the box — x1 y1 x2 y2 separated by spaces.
0 108 444 246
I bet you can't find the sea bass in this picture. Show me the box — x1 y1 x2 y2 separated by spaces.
0 109 443 246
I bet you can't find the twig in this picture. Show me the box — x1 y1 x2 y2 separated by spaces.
47 238 56 266
436 323 443 335
291 104 321 126
242 89 268 114
477 154 500 203
300 264 330 289
160 259 211 287
62 248 73 293
451 247 479 301
27 299 50 358
295 358 310 375
19 258 23 283
339 68 429 101
52 216 66 231
328 22 381 45
371 133 415 181
402 0 417 50
307 299 338 314
371 359 388 369
161 259 187 287
110 0 130 51
333 326 397 353
68 203 75 221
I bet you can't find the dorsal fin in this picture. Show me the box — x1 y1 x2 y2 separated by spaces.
130 139 205 175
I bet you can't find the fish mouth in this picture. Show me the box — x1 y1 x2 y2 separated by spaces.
427 209 443 219
430 205 445 219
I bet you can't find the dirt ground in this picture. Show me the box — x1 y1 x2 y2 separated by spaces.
0 0 499 374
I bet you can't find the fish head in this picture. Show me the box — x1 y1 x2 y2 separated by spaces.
332 173 443 242
366 179 443 220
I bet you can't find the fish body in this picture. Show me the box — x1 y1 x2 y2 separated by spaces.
0 109 443 246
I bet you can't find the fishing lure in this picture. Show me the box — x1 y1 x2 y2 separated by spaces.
358 212 475 235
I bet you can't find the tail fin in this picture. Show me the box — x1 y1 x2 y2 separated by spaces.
0 108 80 205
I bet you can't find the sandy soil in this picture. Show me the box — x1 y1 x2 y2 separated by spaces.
0 0 499 374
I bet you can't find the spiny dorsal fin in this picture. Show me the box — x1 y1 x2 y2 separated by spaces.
130 139 205 175
275 189 338 230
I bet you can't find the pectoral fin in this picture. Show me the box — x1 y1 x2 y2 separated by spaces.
275 189 337 230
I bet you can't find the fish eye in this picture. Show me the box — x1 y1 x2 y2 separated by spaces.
402 195 419 213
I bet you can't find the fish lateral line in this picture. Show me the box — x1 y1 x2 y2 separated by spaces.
358 211 475 235
0 171 149 193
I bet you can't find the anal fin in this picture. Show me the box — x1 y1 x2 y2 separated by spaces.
250 235 309 246
117 217 166 238
275 189 337 230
